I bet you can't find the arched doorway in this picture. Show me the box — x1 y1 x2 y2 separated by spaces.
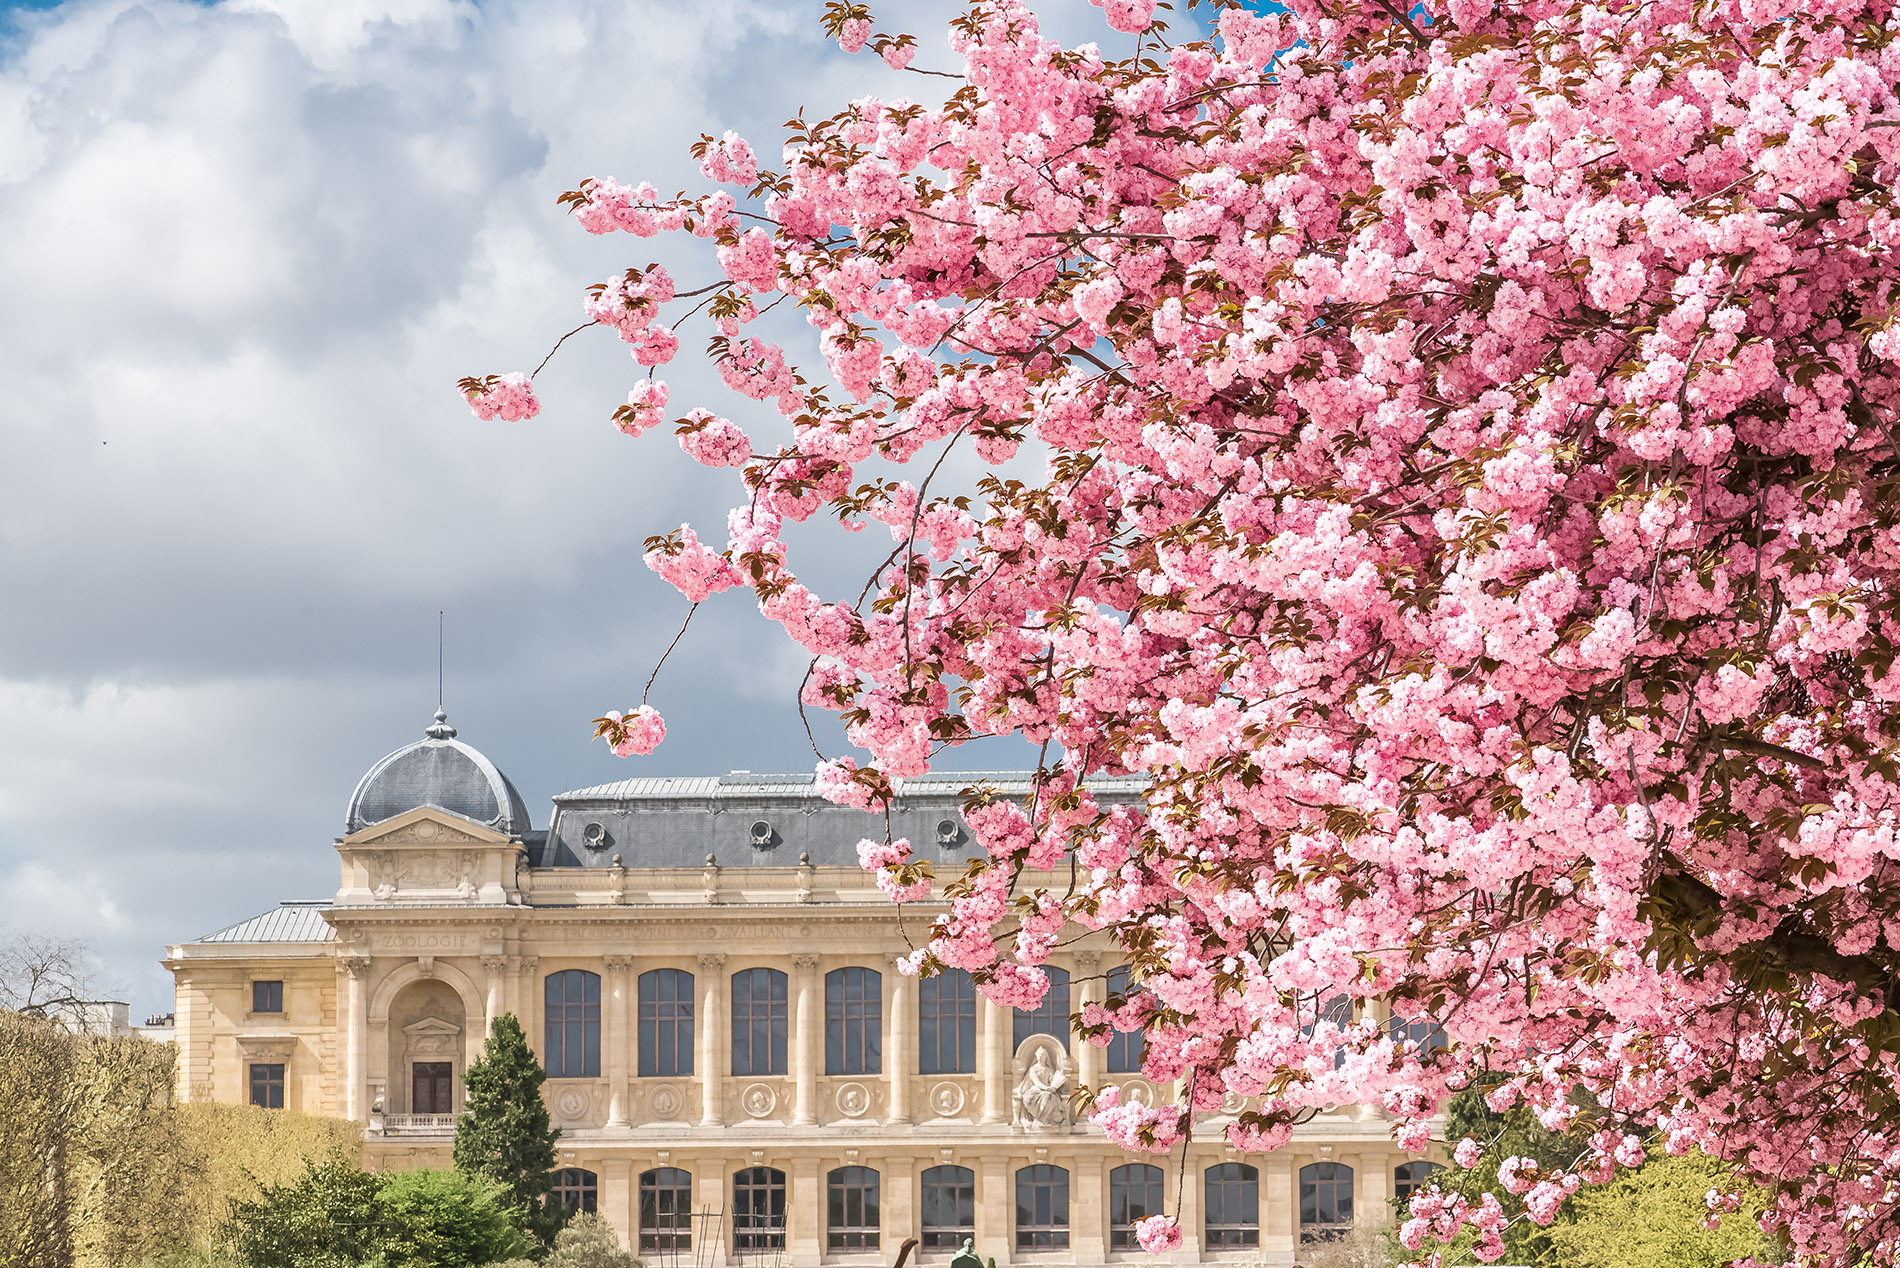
386 979 466 1116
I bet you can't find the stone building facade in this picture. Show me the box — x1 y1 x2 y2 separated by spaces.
165 712 1442 1266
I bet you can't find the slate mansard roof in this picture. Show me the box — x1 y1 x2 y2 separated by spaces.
344 710 533 840
537 769 1150 870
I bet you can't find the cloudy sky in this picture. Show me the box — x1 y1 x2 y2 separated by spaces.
0 0 1158 1014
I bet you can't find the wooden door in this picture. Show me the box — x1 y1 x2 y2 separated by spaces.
412 1062 453 1113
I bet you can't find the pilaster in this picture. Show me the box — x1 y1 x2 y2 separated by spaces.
605 954 634 1127
790 1155 823 1266
1073 950 1103 1094
340 954 370 1122
1263 1153 1295 1259
792 953 820 1125
600 1157 634 1249
887 955 912 1124
979 997 1010 1124
697 954 727 1126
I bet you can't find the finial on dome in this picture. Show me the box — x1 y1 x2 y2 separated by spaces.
426 709 457 740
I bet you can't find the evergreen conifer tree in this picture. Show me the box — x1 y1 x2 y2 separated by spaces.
452 1013 563 1249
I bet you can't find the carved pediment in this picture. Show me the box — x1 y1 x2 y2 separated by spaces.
341 806 511 848
403 1016 462 1057
235 1033 298 1062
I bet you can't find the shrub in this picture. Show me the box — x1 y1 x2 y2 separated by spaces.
378 1168 527 1268
216 1151 385 1268
542 1213 637 1268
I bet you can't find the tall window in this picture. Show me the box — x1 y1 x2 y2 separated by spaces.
1388 1011 1448 1054
919 969 977 1075
1013 966 1072 1051
826 966 883 1075
640 1167 694 1252
248 1062 284 1109
827 1166 881 1251
1205 1163 1260 1247
1109 1164 1164 1250
731 968 789 1076
553 1168 599 1213
251 980 283 1014
544 970 602 1078
1298 1162 1354 1241
1394 1161 1444 1203
920 1165 976 1249
639 968 695 1077
1105 965 1144 1073
734 1167 787 1251
1015 1164 1070 1249
1304 994 1353 1071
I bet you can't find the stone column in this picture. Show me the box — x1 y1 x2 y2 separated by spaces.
697 954 727 1127
696 1156 729 1266
1074 1149 1107 1264
975 1154 1010 1264
790 1155 823 1266
979 997 1011 1124
1178 1146 1204 1262
885 1153 916 1250
481 955 506 1042
605 954 634 1128
792 953 820 1125
600 1157 635 1249
1073 951 1103 1094
1263 1154 1296 1258
340 955 370 1122
519 956 541 1059
886 955 912 1124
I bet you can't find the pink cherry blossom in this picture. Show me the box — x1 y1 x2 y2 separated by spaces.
1133 1215 1182 1253
459 372 539 422
596 705 665 758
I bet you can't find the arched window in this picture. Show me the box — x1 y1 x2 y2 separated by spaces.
1388 1011 1448 1054
827 1166 881 1250
734 1166 787 1251
1394 1161 1444 1203
1109 1164 1164 1250
1015 1164 1070 1249
919 968 977 1075
544 970 601 1078
920 1165 976 1249
639 968 695 1077
552 1168 598 1213
825 966 883 1075
640 1167 694 1252
1204 1163 1260 1247
1105 965 1145 1074
1013 966 1071 1051
1298 1162 1354 1242
731 968 788 1076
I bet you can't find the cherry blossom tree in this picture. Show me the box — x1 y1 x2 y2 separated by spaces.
468 0 1900 1260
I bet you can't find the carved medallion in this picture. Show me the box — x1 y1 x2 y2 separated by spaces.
650 1085 685 1120
741 1083 778 1118
555 1088 591 1122
929 1081 966 1118
835 1081 871 1118
1120 1078 1158 1108
1220 1090 1248 1115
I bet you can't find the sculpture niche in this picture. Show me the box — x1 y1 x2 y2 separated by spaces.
1011 1037 1074 1130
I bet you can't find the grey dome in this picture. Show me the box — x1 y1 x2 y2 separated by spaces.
345 711 532 838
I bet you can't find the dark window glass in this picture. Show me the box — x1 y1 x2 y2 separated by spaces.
1388 1012 1448 1054
734 1167 787 1251
1304 994 1353 1071
553 1168 598 1214
731 969 789 1076
920 1165 976 1249
1394 1161 1444 1204
251 980 283 1014
919 969 978 1075
1204 1163 1260 1247
544 970 602 1078
412 1061 452 1114
827 1166 881 1251
640 1167 694 1252
1014 1164 1069 1249
1105 965 1145 1074
248 1062 284 1109
1013 967 1072 1051
1109 1164 1164 1250
1298 1162 1354 1241
825 966 883 1076
639 968 696 1077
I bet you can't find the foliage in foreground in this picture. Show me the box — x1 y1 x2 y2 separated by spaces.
452 1014 563 1249
475 0 1900 1260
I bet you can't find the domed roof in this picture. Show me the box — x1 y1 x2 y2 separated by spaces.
345 710 532 839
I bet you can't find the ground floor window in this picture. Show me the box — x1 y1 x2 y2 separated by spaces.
734 1166 787 1251
1110 1164 1164 1250
552 1168 598 1214
1299 1162 1353 1241
640 1167 693 1252
1205 1163 1259 1247
827 1165 881 1251
920 1165 975 1249
1394 1161 1444 1203
1015 1164 1069 1249
247 1062 283 1109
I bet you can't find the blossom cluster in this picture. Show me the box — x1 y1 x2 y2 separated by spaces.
489 0 1900 1261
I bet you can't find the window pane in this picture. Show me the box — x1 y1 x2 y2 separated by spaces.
248 1063 284 1109
1205 1163 1259 1247
1015 1165 1070 1249
920 970 978 1076
1105 966 1145 1073
640 1167 693 1252
545 970 604 1078
735 1167 788 1250
1013 968 1071 1051
921 1165 976 1249
1394 1161 1444 1203
1299 1162 1354 1236
1110 1164 1164 1249
554 1168 599 1214
640 968 695 1078
826 967 883 1076
252 980 282 1014
732 969 789 1076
